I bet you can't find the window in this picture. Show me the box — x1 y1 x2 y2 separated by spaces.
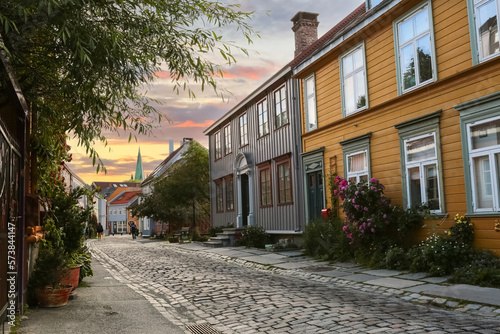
276 157 293 204
239 113 248 146
341 44 368 116
215 131 222 160
109 208 112 215
467 0 500 63
225 176 234 211
467 117 500 211
304 75 317 131
456 92 500 214
395 111 444 213
257 99 269 137
259 163 272 207
224 124 232 155
394 2 436 94
274 86 288 128
340 133 371 184
347 151 369 183
215 180 224 213
113 209 116 215
404 134 440 211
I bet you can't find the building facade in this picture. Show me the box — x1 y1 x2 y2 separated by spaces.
205 65 306 236
107 190 141 235
293 0 500 253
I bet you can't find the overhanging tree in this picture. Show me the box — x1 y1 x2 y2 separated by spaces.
0 0 256 182
131 141 209 232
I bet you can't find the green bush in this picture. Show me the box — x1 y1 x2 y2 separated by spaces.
233 226 270 248
385 245 409 270
450 250 500 287
303 217 351 261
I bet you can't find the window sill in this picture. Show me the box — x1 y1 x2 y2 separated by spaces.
465 212 500 218
260 204 273 209
275 123 289 131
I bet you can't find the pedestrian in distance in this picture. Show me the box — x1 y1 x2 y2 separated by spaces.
97 222 104 240
130 222 137 240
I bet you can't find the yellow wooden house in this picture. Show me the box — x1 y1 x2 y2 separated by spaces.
292 0 500 253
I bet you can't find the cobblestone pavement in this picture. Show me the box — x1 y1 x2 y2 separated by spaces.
88 237 500 333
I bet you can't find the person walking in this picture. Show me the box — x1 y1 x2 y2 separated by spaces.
97 222 104 240
130 222 137 240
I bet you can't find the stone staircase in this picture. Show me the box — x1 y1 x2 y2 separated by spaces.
202 228 244 248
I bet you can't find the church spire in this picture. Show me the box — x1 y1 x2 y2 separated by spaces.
134 148 145 181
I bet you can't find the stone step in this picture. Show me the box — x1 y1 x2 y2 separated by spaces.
211 235 230 241
200 240 223 248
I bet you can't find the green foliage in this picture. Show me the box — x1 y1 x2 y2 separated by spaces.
0 0 257 171
69 246 93 282
384 246 409 270
303 217 352 261
132 141 209 230
233 226 270 249
450 250 500 288
449 214 474 245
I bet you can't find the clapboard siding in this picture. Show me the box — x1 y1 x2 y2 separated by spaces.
296 0 500 253
207 72 305 234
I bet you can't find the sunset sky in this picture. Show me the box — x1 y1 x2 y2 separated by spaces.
68 0 364 184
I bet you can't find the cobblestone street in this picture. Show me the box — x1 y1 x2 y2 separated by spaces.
89 237 500 333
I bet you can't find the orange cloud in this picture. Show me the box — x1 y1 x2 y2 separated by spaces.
154 71 172 79
173 120 215 128
225 65 275 81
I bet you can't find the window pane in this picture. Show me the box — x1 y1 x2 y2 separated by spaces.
408 166 422 206
353 48 363 70
359 175 368 183
343 55 353 75
414 7 429 36
417 35 433 83
477 0 499 59
348 152 367 172
401 44 415 90
399 18 414 44
306 78 314 96
471 119 500 150
473 156 493 209
407 136 436 162
307 96 317 129
344 75 355 113
425 164 439 210
355 70 367 109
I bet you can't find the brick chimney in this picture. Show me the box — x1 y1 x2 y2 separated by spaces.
291 12 319 57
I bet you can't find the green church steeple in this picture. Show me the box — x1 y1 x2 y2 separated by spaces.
134 148 145 181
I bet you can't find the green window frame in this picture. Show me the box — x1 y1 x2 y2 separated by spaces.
340 43 369 117
466 0 500 65
304 74 317 132
455 91 500 215
394 110 445 213
393 0 437 95
339 133 372 184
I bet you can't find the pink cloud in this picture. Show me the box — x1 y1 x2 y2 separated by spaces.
154 71 172 79
173 120 215 128
225 66 272 81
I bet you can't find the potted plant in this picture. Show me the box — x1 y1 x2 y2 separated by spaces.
29 219 73 307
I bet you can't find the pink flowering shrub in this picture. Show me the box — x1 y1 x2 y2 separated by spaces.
334 176 395 252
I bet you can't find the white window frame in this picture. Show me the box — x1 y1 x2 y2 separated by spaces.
304 74 317 132
403 132 441 213
223 124 231 155
257 99 269 137
214 131 222 160
393 1 437 95
466 116 500 212
346 150 369 183
467 0 500 64
340 43 369 117
274 85 288 128
239 113 248 147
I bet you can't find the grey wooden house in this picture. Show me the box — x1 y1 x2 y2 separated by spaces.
205 65 305 237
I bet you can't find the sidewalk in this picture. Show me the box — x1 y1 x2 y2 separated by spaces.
173 242 500 317
13 249 185 334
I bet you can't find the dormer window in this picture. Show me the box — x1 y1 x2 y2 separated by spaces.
367 0 383 10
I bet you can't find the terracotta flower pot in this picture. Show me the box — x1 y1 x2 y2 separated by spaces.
59 265 82 291
35 285 73 307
